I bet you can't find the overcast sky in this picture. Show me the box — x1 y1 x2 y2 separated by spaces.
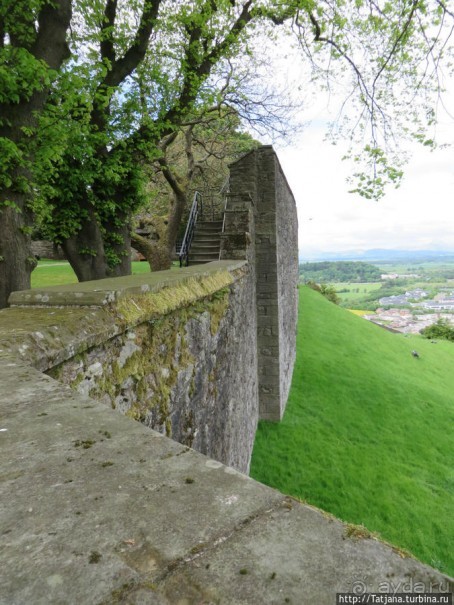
274 100 454 259
251 31 454 260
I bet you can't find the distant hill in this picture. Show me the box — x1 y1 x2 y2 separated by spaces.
300 249 454 263
251 286 454 576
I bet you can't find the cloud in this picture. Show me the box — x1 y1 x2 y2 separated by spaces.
276 116 454 254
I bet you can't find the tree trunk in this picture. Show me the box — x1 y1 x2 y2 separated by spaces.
0 201 36 308
131 233 171 272
105 221 132 278
166 191 189 261
61 204 108 282
59 189 133 281
0 0 71 308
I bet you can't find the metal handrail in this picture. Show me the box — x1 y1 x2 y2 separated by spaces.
179 191 202 267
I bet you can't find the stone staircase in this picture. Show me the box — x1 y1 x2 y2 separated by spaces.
188 219 223 265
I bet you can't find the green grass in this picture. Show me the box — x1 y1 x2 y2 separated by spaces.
376 261 454 274
31 260 153 288
251 286 454 575
331 282 382 303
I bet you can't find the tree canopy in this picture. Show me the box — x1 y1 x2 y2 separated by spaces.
0 0 453 307
300 261 383 282
421 318 454 341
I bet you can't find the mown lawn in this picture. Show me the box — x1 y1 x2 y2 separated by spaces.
31 260 152 288
251 286 454 575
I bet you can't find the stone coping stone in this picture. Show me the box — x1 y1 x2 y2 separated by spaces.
8 260 247 307
0 361 452 605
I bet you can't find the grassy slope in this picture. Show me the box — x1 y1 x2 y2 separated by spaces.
251 286 454 575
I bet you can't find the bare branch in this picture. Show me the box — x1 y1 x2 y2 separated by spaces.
437 0 454 20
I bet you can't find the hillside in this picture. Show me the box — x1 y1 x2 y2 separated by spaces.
250 286 454 575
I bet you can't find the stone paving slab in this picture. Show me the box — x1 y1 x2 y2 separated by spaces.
159 499 452 604
0 363 281 605
1 360 452 605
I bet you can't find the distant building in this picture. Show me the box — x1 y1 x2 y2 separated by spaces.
380 273 420 280
378 295 410 306
434 292 454 301
379 289 427 307
421 300 454 311
405 289 428 299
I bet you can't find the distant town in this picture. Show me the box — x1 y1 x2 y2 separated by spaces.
365 285 454 333
299 256 454 335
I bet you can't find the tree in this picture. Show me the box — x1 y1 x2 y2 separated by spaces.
299 261 382 282
0 0 72 308
306 280 340 304
40 0 295 283
420 318 454 341
1 0 452 308
132 108 259 271
291 0 454 198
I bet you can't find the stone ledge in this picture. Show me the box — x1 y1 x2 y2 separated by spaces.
0 261 247 372
0 361 451 605
8 260 247 307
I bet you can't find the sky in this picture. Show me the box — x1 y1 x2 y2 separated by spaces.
251 32 454 260
276 118 454 258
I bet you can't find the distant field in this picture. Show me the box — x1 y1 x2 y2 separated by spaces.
251 286 454 575
331 282 382 302
31 260 152 288
347 309 372 317
332 280 452 309
376 261 454 274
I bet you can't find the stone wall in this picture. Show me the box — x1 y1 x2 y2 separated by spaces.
31 239 66 260
4 261 258 473
227 146 298 420
5 146 298 477
275 158 299 408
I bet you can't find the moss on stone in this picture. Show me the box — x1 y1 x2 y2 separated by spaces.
114 271 234 326
71 371 85 389
344 523 378 541
41 271 234 441
206 288 230 336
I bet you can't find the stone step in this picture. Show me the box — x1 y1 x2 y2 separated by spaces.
197 219 223 229
191 245 220 254
188 259 218 265
191 236 220 243
189 257 219 264
192 235 220 242
194 229 221 239
195 225 223 234
189 249 220 257
185 220 222 265
191 237 221 246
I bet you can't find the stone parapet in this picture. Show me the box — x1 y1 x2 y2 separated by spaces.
1 261 257 474
0 351 451 604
